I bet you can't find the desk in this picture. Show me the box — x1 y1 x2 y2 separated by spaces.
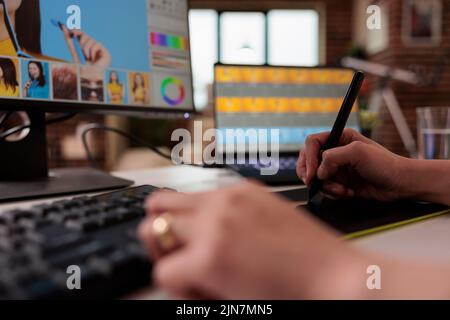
2 165 450 299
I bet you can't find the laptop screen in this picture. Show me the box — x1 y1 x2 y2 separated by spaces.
214 65 361 154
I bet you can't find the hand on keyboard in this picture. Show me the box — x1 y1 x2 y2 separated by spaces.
139 181 356 300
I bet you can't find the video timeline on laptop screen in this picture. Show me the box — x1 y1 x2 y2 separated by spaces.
0 0 193 111
214 65 360 153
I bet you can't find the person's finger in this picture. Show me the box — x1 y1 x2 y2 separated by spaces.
304 132 330 184
317 141 366 181
303 129 365 183
72 30 90 47
91 44 111 68
82 38 96 61
138 217 162 259
138 215 195 248
61 26 80 63
145 191 204 215
77 33 94 61
152 249 205 295
138 213 197 260
322 181 354 199
72 30 111 67
90 44 103 63
297 149 307 182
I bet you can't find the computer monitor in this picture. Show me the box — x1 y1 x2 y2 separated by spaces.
0 0 194 202
214 64 360 155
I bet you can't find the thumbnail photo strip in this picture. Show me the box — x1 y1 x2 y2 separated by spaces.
0 55 159 108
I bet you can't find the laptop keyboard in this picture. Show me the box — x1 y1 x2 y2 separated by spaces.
232 156 298 171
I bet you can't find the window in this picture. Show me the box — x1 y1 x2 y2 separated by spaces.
189 9 320 110
220 12 266 65
188 10 218 110
268 10 319 66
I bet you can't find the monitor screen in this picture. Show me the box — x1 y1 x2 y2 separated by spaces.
0 0 194 113
214 65 360 153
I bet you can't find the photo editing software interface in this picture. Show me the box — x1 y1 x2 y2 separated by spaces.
0 0 193 111
215 65 360 152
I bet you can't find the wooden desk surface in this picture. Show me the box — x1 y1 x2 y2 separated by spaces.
2 165 450 299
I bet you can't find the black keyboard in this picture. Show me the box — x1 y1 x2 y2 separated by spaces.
0 185 163 299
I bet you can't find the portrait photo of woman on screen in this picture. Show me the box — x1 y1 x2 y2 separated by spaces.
0 0 111 68
107 70 126 104
0 57 19 97
129 72 150 105
22 60 50 99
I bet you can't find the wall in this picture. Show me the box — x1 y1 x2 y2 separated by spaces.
47 114 106 169
355 0 450 156
321 0 354 64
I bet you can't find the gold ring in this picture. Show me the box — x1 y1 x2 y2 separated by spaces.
152 213 180 254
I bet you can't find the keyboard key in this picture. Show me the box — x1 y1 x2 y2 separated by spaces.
19 218 53 230
51 241 114 268
128 204 146 217
47 210 82 224
6 253 32 268
99 213 121 227
107 250 141 270
61 200 82 210
0 225 26 237
0 283 7 298
113 197 137 206
72 196 98 205
25 225 71 243
85 207 101 217
89 250 141 277
28 232 91 257
63 211 84 222
21 278 62 299
31 204 59 217
65 218 101 232
0 216 8 225
10 210 34 222
114 207 138 220
0 236 25 251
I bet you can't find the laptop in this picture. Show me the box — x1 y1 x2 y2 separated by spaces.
213 64 361 186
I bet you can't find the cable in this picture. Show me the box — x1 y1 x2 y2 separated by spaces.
0 111 13 128
80 124 221 170
81 123 178 169
0 113 76 141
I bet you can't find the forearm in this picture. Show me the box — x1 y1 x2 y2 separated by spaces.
404 159 450 206
312 249 450 299
360 255 450 299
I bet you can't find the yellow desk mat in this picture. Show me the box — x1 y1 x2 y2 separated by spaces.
344 209 450 240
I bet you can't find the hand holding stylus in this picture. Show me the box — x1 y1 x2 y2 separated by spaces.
298 128 413 202
60 24 111 68
306 71 365 204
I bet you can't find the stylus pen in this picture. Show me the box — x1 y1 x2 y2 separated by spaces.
308 71 365 205
51 19 86 64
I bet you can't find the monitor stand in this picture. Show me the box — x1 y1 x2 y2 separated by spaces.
0 111 133 203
